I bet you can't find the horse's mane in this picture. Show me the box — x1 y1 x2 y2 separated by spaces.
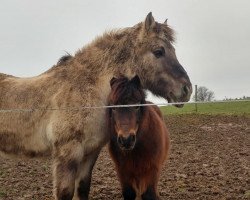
46 21 175 76
74 21 175 61
157 22 175 43
109 76 146 105
0 73 13 81
57 53 72 65
91 22 175 47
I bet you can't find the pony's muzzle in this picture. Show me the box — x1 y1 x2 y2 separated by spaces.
117 134 136 150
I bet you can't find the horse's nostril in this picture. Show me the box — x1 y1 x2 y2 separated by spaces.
117 136 123 145
130 134 136 142
183 85 189 96
117 135 136 149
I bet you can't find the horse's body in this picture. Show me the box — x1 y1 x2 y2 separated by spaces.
107 76 169 200
0 13 191 200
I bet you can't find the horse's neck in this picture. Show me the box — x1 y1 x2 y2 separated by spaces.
46 30 138 105
73 29 137 77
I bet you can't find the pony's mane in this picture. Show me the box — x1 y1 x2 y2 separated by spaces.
109 76 146 105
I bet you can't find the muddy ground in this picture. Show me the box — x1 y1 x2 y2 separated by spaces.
0 114 249 200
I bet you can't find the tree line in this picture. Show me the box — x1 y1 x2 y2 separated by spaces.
193 86 249 102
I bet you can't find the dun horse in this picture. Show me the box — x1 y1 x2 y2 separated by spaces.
0 13 192 200
107 75 169 200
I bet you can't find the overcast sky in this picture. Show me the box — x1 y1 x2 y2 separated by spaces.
0 0 249 102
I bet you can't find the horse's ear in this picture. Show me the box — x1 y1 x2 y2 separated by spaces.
144 12 156 33
110 77 117 89
130 75 141 88
164 18 168 25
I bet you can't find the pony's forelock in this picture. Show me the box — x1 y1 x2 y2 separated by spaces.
109 76 145 105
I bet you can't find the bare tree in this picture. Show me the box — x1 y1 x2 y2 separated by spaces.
193 86 215 102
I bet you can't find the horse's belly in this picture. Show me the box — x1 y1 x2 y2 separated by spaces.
23 129 51 156
0 115 51 157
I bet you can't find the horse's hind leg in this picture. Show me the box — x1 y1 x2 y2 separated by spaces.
74 148 101 200
53 142 84 200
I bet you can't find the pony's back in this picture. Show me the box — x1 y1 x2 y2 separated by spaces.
146 101 163 119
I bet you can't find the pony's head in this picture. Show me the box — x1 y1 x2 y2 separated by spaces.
133 12 192 106
108 75 145 151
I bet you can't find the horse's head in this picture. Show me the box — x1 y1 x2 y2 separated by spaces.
108 75 145 151
134 12 192 107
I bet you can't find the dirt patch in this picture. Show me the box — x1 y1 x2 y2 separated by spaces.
0 114 250 200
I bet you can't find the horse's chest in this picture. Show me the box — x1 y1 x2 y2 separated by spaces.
121 150 152 171
81 109 109 153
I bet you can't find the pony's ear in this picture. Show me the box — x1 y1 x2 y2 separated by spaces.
130 75 141 88
144 12 156 33
110 77 117 89
164 18 168 25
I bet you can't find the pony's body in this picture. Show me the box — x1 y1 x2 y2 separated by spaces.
107 76 169 200
0 13 191 200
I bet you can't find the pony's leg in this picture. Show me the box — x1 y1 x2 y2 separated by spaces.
122 184 136 200
74 148 101 200
141 186 159 200
53 142 83 200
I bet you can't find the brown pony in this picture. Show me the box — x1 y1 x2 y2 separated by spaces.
107 75 170 200
0 12 191 200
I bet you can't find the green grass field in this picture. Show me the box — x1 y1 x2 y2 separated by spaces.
160 101 250 116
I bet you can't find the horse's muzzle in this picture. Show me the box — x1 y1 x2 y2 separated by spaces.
117 134 136 150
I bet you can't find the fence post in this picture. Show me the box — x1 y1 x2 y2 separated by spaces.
195 85 198 112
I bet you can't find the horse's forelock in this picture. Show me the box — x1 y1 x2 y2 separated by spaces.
160 23 175 43
110 77 145 105
110 78 129 104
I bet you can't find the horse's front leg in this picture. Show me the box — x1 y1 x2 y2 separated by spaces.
141 185 160 200
74 148 101 200
53 141 84 200
122 184 136 200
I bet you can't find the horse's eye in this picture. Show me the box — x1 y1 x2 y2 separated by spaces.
134 106 140 110
112 107 116 111
153 47 165 58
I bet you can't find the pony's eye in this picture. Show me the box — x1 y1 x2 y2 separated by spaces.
134 106 140 110
153 47 165 58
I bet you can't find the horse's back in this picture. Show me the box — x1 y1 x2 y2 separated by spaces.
0 73 17 101
0 72 13 80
